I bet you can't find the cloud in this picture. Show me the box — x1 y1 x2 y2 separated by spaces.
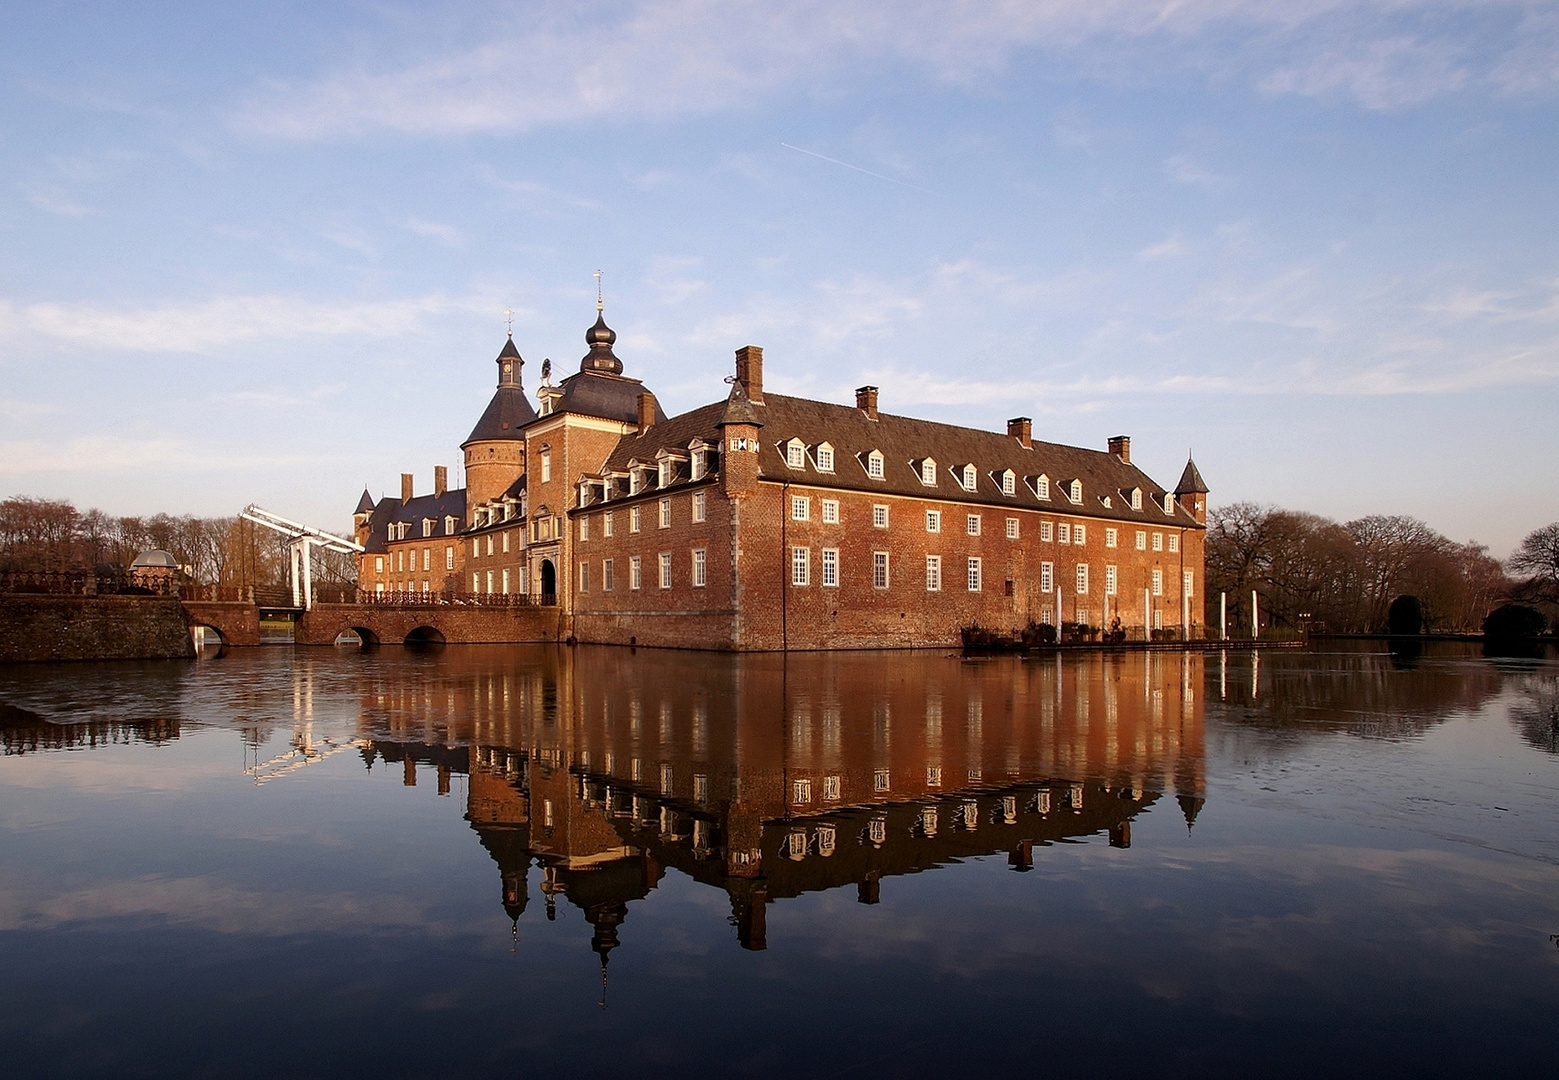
0 291 497 354
1163 155 1221 187
232 1 1559 139
405 218 463 246
27 193 96 217
0 435 313 475
1138 233 1189 262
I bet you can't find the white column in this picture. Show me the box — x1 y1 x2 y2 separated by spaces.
1182 582 1190 639
1220 592 1227 641
1144 587 1151 640
1252 590 1260 640
301 541 313 610
290 545 301 608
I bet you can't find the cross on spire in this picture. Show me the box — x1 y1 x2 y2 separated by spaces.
594 270 603 312
503 307 513 334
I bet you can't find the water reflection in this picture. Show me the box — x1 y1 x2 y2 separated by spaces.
346 647 1206 965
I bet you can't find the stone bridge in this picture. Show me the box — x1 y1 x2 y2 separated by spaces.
181 600 262 646
294 601 567 646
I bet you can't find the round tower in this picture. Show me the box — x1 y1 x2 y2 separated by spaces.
462 334 538 519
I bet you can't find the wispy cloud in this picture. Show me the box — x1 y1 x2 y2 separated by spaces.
0 435 314 475
232 2 1559 140
405 217 463 246
26 193 96 217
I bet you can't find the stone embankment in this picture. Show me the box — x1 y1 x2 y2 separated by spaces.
0 595 195 663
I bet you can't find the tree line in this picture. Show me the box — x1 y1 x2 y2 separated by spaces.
0 496 356 588
1206 503 1556 634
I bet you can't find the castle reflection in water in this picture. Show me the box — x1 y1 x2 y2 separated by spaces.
352 647 1207 967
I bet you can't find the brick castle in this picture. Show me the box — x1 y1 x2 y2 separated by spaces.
352 305 1208 650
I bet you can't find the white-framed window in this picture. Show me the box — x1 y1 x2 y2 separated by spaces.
1001 470 1016 496
927 766 942 788
872 504 889 528
693 491 706 523
578 562 590 592
1164 494 1175 514
691 449 705 481
821 548 839 587
823 775 840 801
486 570 494 594
603 558 614 591
471 571 481 591
658 498 670 528
1105 564 1117 595
873 551 889 589
821 499 839 524
925 555 942 591
791 495 809 521
658 460 670 488
630 506 641 533
629 469 641 496
874 769 890 792
792 778 812 803
1152 568 1163 596
1074 524 1086 545
967 557 982 592
517 565 527 594
1155 609 1164 630
817 443 834 472
1184 571 1194 597
1036 475 1050 500
486 535 495 555
1040 521 1053 542
541 452 551 483
422 548 431 571
1076 563 1089 595
375 582 384 595
501 569 510 594
1058 523 1071 544
1069 479 1082 503
967 514 981 536
1130 489 1143 511
1040 561 1053 592
961 464 977 490
1136 530 1147 550
1006 517 1019 539
1152 532 1163 551
1105 527 1117 548
659 552 672 589
792 546 810 586
604 512 614 538
786 440 805 469
374 556 384 574
920 459 937 485
926 510 941 533
630 556 642 590
867 451 885 479
444 515 456 534
1168 534 1179 552
579 516 589 542
693 548 707 587
502 531 511 553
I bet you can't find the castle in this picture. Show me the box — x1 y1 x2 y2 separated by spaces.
352 305 1208 650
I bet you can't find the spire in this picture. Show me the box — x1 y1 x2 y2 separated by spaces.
1175 457 1209 495
496 333 524 389
354 488 374 515
1177 793 1205 832
717 378 763 428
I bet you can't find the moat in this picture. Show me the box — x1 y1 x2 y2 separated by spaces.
2 642 1556 1078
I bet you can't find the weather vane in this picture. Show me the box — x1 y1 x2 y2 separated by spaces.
503 307 513 334
594 270 603 312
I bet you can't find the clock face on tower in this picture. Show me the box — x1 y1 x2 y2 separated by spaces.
503 362 513 373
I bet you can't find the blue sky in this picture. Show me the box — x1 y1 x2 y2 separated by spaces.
2 1 1556 553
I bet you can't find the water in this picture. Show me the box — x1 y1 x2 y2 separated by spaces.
1 642 1555 1079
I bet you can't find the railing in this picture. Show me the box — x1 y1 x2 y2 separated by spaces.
327 589 557 608
1 569 142 595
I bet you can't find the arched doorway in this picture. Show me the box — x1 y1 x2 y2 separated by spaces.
540 560 557 604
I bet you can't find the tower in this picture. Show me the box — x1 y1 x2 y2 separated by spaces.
1176 457 1209 525
462 334 538 520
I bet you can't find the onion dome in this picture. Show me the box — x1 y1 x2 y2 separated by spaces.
580 313 623 374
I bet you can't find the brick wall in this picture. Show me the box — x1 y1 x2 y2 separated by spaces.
0 595 195 662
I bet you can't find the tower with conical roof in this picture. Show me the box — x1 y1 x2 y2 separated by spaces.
1175 456 1209 525
462 334 539 521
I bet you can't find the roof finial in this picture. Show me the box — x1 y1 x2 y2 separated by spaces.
504 306 513 335
594 270 603 312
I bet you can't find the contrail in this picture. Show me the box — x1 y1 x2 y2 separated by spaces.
780 143 935 195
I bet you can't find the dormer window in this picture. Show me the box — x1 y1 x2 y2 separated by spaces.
816 443 834 472
1033 474 1050 500
658 461 670 488
1102 496 1112 508
866 450 885 479
1000 470 1016 497
1069 480 1082 504
785 439 806 469
1129 488 1142 511
920 458 937 486
444 515 456 534
1163 494 1175 514
960 464 977 491
421 518 433 537
628 466 642 496
690 446 705 481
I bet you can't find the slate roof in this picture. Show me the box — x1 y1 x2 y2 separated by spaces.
595 392 1202 528
465 385 537 444
1175 458 1209 495
359 488 467 553
354 489 375 515
543 369 667 427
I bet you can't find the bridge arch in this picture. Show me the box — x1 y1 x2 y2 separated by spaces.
333 626 381 649
405 625 447 646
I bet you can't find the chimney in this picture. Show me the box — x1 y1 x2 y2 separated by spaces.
434 465 447 497
1008 417 1032 449
401 472 414 503
637 391 658 431
734 345 763 404
855 385 879 421
1108 435 1131 464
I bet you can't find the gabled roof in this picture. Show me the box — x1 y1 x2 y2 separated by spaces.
590 392 1200 527
359 489 467 552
